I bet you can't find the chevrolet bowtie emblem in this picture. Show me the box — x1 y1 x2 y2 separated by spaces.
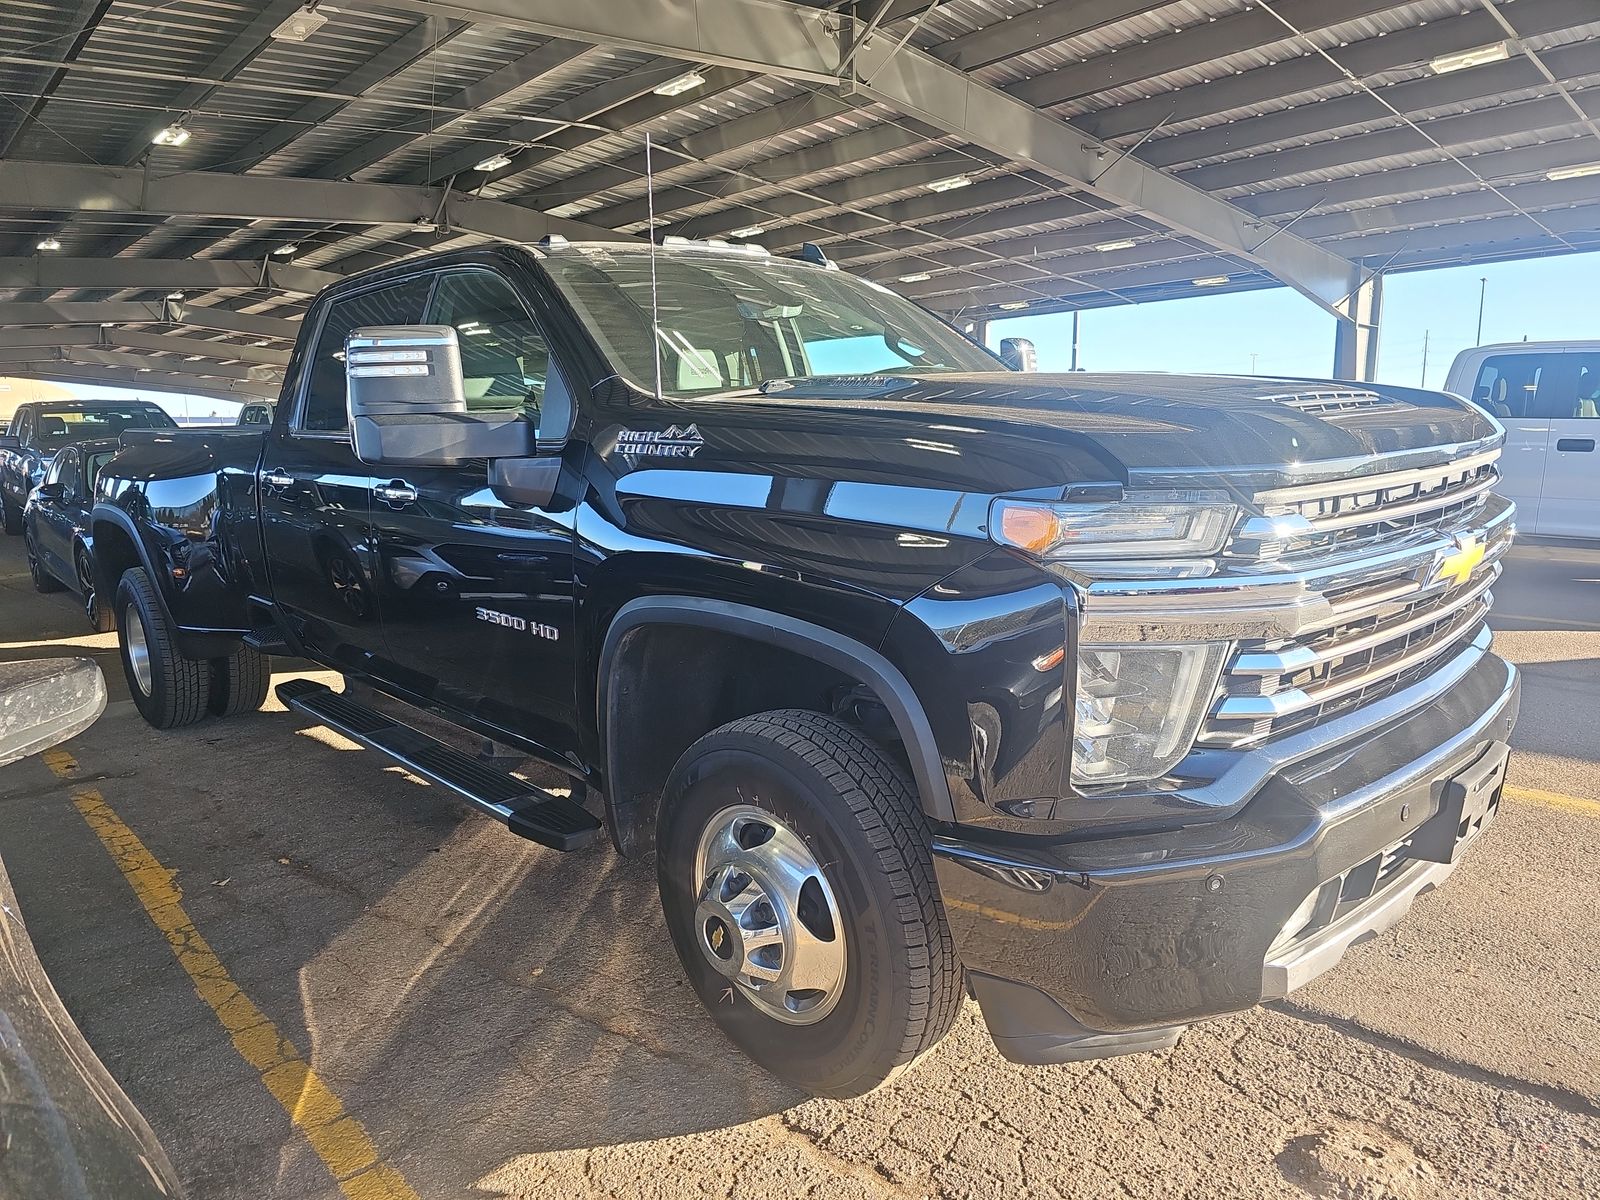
1433 534 1485 588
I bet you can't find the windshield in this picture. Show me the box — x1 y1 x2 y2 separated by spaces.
539 247 1000 398
31 406 175 451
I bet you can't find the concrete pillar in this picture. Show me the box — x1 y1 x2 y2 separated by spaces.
1332 272 1383 382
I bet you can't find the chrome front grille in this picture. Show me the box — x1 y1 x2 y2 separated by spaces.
1235 450 1499 561
1197 455 1513 750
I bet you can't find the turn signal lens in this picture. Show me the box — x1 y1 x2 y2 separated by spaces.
998 505 1060 554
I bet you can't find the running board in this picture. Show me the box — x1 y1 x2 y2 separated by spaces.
275 678 601 851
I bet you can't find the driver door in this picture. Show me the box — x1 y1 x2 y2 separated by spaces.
367 266 581 759
259 275 432 669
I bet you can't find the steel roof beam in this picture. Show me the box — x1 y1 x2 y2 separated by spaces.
225 16 471 172
8 366 279 400
0 327 289 366
0 300 298 340
0 0 110 159
1010 0 1398 110
0 256 340 297
516 90 860 212
1079 0 1599 141
0 346 281 384
379 0 1365 315
1179 90 1600 192
312 39 601 181
0 161 630 246
935 0 1174 73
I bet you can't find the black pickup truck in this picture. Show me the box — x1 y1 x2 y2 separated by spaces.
89 239 1519 1097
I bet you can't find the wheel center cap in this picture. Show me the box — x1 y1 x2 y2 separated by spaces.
694 895 750 979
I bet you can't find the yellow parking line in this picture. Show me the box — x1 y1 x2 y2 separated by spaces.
1504 784 1600 819
40 748 419 1200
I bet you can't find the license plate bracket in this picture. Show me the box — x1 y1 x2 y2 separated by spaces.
1412 742 1509 864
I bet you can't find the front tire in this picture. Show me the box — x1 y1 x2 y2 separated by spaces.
77 547 114 632
25 531 63 592
115 567 211 728
209 646 271 716
658 709 962 1098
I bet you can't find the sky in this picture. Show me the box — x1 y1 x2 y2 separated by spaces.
986 249 1600 389
0 375 242 425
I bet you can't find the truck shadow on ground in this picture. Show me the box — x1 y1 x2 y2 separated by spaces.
170 702 809 1194
1505 654 1600 764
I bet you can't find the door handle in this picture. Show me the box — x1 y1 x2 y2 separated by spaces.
1555 438 1595 453
261 468 295 489
375 480 417 506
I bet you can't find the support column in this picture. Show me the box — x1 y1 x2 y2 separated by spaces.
1332 272 1383 382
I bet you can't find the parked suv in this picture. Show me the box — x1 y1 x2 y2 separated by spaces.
89 239 1518 1096
1 399 175 533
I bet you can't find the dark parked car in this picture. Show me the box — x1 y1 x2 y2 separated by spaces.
1 400 176 534
23 437 121 630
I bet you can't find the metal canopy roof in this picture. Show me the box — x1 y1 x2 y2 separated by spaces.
0 0 1596 395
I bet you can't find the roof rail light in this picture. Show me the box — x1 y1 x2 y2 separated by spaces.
1428 42 1509 74
474 150 515 173
271 4 330 42
1546 162 1600 181
653 71 706 97
152 124 192 146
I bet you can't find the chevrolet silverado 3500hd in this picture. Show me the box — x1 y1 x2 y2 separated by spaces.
90 239 1518 1096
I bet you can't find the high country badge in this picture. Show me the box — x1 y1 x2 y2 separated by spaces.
616 424 705 459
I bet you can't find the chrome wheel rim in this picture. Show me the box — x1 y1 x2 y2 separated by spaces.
125 608 153 696
692 804 846 1025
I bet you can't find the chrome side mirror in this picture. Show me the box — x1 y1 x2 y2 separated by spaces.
1000 337 1038 372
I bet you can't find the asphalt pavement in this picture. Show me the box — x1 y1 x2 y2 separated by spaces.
0 532 1594 1200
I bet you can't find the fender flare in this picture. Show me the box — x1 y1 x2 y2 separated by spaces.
89 503 170 620
598 596 955 827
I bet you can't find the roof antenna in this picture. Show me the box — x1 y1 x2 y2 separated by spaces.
645 131 663 402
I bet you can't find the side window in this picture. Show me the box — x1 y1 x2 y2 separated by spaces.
1570 355 1600 420
298 277 433 433
45 449 78 497
426 269 573 440
1471 355 1555 419
17 410 33 447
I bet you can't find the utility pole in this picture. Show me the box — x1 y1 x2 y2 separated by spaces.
1476 277 1487 346
1070 310 1081 371
1249 352 1259 374
1420 329 1430 388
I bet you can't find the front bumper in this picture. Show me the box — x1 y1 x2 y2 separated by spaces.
935 635 1519 1064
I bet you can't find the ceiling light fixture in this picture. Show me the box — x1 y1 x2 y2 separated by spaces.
926 174 972 193
1093 238 1138 252
897 272 932 283
271 4 330 42
1192 274 1230 286
653 71 707 97
273 242 299 256
411 217 438 233
727 224 765 239
1546 162 1600 181
35 236 61 251
152 124 192 146
167 291 184 301
1428 42 1509 75
997 300 1028 310
473 150 514 173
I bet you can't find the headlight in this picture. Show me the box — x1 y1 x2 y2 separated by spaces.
991 493 1236 560
1072 642 1228 786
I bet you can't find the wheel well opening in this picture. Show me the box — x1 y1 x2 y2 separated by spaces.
91 521 141 603
603 623 906 856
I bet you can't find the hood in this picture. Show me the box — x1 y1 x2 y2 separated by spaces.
665 372 1501 498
